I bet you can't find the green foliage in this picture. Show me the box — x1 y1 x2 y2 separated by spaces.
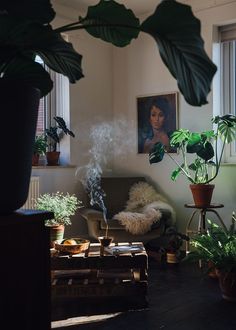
0 0 216 105
185 213 236 273
45 116 75 152
149 115 236 184
33 135 47 155
35 191 82 226
164 227 189 253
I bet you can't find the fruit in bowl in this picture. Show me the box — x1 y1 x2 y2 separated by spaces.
54 237 90 254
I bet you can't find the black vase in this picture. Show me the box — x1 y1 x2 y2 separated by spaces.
0 80 40 214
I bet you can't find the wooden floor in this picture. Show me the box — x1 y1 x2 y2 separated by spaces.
52 258 236 330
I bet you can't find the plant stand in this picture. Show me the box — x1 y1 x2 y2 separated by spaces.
185 203 227 253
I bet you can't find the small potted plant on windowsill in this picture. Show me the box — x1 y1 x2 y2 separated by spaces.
45 116 75 166
35 191 83 247
32 134 47 166
149 115 236 207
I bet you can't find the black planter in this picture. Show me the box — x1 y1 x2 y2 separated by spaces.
0 80 40 214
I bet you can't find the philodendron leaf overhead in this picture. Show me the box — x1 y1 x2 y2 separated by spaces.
0 0 217 105
79 0 140 47
141 0 217 106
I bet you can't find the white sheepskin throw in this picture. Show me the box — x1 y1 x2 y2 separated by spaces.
114 207 162 235
112 181 175 235
125 181 167 212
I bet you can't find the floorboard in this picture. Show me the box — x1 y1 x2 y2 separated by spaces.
51 258 236 330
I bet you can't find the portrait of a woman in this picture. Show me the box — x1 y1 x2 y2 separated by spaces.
137 93 178 154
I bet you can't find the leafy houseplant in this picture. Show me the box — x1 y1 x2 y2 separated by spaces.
0 0 217 213
45 116 75 165
164 227 189 263
35 191 82 226
149 115 236 206
35 191 83 246
32 134 47 166
184 214 236 301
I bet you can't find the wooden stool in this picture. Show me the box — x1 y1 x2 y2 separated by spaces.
185 203 226 253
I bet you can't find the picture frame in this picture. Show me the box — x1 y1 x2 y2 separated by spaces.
137 92 178 154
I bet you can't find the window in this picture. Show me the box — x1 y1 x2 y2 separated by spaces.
35 56 71 165
219 24 236 162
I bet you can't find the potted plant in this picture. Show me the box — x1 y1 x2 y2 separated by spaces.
149 115 236 206
0 0 217 213
45 116 75 166
35 191 82 247
164 227 189 263
184 213 236 301
32 134 47 166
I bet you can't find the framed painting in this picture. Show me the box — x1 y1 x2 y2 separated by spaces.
137 92 178 154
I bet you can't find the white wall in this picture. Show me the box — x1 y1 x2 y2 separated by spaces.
112 0 236 233
33 0 236 236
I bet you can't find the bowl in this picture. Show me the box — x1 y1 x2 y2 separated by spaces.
98 236 113 247
54 237 90 254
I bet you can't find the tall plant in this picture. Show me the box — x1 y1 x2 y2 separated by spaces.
149 115 236 184
0 0 216 106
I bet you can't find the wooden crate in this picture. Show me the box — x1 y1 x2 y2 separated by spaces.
51 242 148 306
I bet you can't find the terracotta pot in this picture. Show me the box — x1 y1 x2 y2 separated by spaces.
166 252 179 264
46 151 60 166
216 269 236 302
47 224 65 248
0 80 40 214
32 154 40 166
189 184 215 207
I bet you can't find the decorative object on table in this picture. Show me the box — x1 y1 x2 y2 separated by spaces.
54 238 90 255
0 0 216 214
137 92 178 154
163 227 189 264
32 134 47 166
98 236 113 247
149 115 236 207
35 191 82 247
45 116 75 166
184 213 236 302
113 181 176 235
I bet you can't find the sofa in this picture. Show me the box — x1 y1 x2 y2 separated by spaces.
79 176 175 244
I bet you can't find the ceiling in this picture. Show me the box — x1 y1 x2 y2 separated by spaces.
55 0 163 15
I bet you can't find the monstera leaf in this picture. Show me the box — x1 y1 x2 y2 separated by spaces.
141 0 217 106
149 142 165 164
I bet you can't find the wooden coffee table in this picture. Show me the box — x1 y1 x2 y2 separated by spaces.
51 242 148 316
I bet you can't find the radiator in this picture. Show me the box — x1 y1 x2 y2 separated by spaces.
21 176 40 209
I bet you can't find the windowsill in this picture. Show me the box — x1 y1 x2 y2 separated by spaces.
221 162 236 166
32 165 77 169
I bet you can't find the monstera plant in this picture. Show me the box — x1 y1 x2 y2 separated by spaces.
149 115 236 206
0 0 217 213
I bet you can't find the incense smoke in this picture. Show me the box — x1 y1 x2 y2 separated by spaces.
76 118 135 222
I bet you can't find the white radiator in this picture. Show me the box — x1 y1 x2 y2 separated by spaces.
21 176 40 209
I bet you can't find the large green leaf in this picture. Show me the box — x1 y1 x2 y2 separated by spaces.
0 0 55 24
36 27 84 83
2 56 53 97
213 115 236 143
80 0 140 47
149 142 165 164
196 141 214 161
170 129 190 147
0 20 84 94
141 0 217 106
